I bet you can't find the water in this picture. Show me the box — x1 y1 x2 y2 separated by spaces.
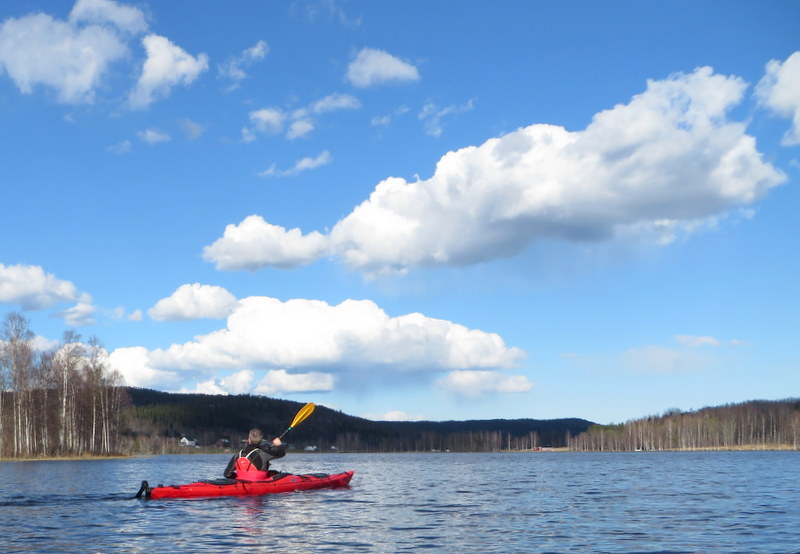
1 451 799 552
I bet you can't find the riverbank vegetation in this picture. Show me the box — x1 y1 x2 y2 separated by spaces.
567 399 800 451
0 312 126 459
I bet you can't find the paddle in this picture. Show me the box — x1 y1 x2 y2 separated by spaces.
277 402 316 440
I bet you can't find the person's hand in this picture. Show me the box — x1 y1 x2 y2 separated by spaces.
272 437 282 446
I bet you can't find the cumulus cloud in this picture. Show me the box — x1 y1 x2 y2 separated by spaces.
0 263 79 310
259 150 332 178
419 98 475 137
107 139 132 154
366 410 427 422
109 346 178 387
243 93 360 142
287 119 315 140
69 0 148 35
206 66 785 276
0 9 130 104
148 283 238 321
756 51 800 145
346 47 419 88
244 108 286 140
0 1 213 109
137 128 170 144
203 216 329 270
254 369 335 395
58 298 97 326
110 296 524 393
437 370 533 397
129 34 208 109
311 93 361 114
218 39 268 87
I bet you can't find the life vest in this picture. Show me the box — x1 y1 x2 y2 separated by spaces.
235 449 269 481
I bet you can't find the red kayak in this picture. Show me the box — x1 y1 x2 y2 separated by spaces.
136 470 353 499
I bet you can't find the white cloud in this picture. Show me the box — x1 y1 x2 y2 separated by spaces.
371 105 410 127
436 370 533 397
346 47 419 88
112 296 524 394
623 346 709 373
419 98 475 137
137 128 170 144
69 0 148 35
0 11 129 104
218 39 268 85
32 335 60 353
109 346 178 387
58 300 96 326
107 139 132 154
258 150 332 178
148 283 238 321
179 118 205 140
203 216 329 270
311 93 361 113
756 51 800 145
206 66 785 275
675 335 721 348
244 108 286 140
180 379 228 395
0 263 79 309
220 369 255 394
129 34 208 109
253 369 335 395
287 119 314 140
244 93 360 142
366 410 427 422
128 309 143 321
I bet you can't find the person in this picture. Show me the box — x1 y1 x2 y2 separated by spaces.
224 428 286 480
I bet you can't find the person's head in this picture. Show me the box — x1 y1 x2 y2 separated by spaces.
248 428 263 445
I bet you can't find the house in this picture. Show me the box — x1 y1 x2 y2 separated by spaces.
180 436 197 447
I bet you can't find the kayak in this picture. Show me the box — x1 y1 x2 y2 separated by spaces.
136 470 354 499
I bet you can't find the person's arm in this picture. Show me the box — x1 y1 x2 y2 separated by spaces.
265 438 286 460
223 454 237 478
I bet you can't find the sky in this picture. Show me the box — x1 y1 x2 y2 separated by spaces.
1 0 798 426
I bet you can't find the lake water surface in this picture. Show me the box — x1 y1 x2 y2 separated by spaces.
1 451 798 552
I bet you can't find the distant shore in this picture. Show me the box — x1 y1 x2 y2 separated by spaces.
3 444 797 461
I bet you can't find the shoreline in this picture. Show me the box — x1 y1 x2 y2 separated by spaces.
2 444 797 461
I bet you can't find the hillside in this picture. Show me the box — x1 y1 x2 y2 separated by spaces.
120 387 594 453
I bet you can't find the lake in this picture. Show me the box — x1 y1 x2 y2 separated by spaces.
1 451 798 552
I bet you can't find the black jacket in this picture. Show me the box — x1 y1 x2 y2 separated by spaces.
224 442 286 478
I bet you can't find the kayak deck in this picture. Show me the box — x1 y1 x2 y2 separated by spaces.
136 470 354 499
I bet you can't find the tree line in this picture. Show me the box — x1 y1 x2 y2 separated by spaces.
567 399 800 451
0 312 127 458
121 387 593 453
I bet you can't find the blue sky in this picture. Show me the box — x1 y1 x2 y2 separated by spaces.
1 0 798 425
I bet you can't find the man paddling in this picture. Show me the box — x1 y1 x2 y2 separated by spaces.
224 428 286 480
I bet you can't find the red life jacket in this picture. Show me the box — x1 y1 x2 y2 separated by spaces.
235 449 269 481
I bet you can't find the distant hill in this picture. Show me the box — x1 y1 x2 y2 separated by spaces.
120 387 594 452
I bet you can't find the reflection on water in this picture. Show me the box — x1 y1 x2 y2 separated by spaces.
1 452 799 552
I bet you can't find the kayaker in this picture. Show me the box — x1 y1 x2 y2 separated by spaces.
223 428 286 480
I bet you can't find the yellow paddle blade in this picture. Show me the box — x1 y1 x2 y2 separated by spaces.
289 402 315 429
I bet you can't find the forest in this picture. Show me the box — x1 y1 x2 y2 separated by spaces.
121 387 593 453
567 399 800 451
2 310 799 458
0 312 125 458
